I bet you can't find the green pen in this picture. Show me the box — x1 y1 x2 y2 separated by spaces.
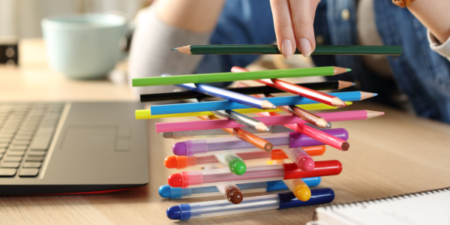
215 153 247 175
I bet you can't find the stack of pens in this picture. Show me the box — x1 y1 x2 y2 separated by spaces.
132 44 400 221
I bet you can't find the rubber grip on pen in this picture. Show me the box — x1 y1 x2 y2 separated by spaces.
283 160 342 180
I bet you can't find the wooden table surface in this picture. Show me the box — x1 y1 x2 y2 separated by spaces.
1 39 450 225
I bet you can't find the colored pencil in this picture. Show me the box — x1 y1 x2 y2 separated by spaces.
187 97 270 132
213 110 270 132
135 102 352 120
199 115 273 152
139 80 354 102
155 110 385 132
149 91 375 115
236 81 331 128
232 66 346 107
172 78 276 109
255 109 349 151
132 67 350 87
172 44 402 55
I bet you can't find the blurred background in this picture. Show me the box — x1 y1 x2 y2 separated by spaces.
0 0 149 38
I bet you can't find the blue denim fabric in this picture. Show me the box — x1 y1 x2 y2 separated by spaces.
195 0 450 123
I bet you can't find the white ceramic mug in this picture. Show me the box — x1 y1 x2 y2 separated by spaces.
42 14 132 79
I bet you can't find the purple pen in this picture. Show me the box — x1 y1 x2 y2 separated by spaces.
172 128 348 156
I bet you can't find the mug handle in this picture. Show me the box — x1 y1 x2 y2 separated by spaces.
121 21 136 61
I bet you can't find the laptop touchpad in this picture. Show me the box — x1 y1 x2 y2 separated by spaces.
61 127 115 152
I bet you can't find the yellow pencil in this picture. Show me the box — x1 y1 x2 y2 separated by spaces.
135 102 353 119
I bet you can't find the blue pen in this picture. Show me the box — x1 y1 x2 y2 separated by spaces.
150 91 376 115
163 74 276 109
166 188 335 220
159 177 321 199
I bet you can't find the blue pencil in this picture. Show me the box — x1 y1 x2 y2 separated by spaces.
150 91 376 115
165 75 276 109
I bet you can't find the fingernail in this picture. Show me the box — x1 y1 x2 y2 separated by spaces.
299 38 312 57
281 39 293 59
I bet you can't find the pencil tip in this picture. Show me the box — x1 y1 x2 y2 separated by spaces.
271 105 277 109
373 93 378 97
171 48 178 52
265 128 271 132
326 122 332 128
346 68 352 72
351 82 356 86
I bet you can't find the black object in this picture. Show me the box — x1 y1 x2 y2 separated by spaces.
140 81 343 102
0 36 19 65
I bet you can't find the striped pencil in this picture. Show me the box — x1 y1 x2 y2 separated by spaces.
236 81 331 128
132 67 350 87
172 44 402 56
232 66 346 107
169 75 276 109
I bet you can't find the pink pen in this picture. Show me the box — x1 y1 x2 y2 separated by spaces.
282 148 315 172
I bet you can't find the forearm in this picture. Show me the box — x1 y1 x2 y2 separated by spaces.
407 0 450 43
156 0 226 33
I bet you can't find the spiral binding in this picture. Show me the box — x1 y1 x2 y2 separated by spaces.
312 186 450 220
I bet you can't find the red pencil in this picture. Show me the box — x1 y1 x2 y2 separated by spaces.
231 66 346 107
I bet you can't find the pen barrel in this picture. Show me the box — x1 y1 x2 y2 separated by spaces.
172 129 343 156
168 188 335 220
283 161 342 180
288 128 348 148
161 178 321 199
174 146 325 169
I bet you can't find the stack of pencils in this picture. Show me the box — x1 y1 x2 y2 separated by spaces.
131 44 399 221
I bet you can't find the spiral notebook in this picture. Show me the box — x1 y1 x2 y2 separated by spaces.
307 187 450 225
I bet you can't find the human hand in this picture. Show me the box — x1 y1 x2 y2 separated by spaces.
270 0 321 59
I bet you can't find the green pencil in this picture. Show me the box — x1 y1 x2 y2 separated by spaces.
172 44 402 55
132 67 350 87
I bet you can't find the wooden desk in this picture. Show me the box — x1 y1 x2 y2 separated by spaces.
1 40 450 224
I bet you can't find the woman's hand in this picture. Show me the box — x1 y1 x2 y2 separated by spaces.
270 0 321 59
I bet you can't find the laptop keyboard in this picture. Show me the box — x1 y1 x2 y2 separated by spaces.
0 103 64 178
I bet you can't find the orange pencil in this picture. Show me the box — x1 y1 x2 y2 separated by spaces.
198 115 273 152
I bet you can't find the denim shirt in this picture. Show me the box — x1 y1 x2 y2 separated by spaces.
194 0 450 124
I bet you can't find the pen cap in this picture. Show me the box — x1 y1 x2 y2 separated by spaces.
277 188 335 209
288 128 348 148
172 139 208 156
283 161 342 179
164 156 197 169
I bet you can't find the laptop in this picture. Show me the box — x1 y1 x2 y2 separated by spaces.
0 101 148 195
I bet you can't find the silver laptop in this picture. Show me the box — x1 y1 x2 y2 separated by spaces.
0 102 148 195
